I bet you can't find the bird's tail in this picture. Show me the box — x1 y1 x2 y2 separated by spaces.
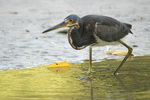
124 23 133 34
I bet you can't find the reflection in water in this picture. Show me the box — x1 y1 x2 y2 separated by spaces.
0 55 150 99
83 75 130 100
80 77 94 100
90 79 93 100
81 75 132 100
114 75 128 90
106 75 131 99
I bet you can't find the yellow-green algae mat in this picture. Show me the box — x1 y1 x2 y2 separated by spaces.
0 55 150 100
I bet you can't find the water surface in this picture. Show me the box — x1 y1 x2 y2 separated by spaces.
0 55 150 100
1 0 150 70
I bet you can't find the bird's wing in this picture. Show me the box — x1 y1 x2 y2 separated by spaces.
82 15 132 42
94 19 131 42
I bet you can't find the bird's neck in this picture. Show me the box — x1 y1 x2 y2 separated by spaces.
77 19 83 34
71 19 83 35
68 19 87 50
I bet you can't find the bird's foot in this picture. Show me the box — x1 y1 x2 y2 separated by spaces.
77 71 91 81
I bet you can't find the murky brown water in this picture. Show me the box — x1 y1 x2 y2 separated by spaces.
0 55 150 100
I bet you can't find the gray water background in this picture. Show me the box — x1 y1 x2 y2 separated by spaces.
0 0 150 71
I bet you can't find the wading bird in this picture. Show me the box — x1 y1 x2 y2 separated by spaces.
42 14 133 79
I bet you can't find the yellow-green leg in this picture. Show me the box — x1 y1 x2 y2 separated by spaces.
112 40 133 75
88 46 92 74
78 46 92 80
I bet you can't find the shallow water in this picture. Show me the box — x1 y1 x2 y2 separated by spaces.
0 0 150 70
0 55 150 100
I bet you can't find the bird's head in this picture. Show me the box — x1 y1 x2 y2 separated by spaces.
42 14 80 33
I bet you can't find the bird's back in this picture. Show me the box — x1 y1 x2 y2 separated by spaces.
81 15 133 42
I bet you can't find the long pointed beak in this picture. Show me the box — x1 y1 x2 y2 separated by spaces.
42 21 68 33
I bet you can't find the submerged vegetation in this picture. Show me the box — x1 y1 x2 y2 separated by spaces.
58 29 68 34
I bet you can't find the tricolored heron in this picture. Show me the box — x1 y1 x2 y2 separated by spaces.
42 14 133 78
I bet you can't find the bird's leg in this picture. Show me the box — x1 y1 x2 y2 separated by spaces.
112 40 133 75
78 46 92 80
87 46 92 74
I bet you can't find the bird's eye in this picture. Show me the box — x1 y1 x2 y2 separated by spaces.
70 19 73 22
